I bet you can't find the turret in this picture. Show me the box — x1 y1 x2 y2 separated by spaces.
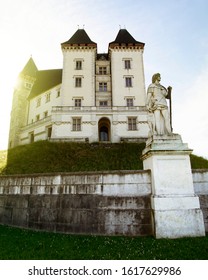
8 57 37 148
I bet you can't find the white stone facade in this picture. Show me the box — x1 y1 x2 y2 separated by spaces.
9 29 149 148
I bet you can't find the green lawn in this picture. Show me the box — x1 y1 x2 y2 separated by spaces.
1 141 208 175
0 225 207 260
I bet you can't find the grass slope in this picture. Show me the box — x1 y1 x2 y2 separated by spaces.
0 141 208 175
1 141 145 175
0 225 207 260
190 154 208 169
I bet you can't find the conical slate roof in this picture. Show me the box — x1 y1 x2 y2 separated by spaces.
61 29 97 46
109 29 144 47
20 57 38 78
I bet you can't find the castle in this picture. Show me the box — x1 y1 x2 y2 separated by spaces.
5 28 207 238
8 28 149 148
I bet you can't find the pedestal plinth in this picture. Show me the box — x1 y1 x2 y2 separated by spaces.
141 134 205 238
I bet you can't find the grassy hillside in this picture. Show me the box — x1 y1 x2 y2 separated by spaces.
190 154 208 169
0 141 208 175
0 141 145 175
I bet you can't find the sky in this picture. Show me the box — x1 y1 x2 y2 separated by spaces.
0 0 208 158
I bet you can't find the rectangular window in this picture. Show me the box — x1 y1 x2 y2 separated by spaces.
44 111 48 118
75 99 82 107
125 77 132 87
99 101 108 107
56 90 60 98
128 117 137 130
75 77 82 87
76 60 82 70
72 118 81 131
99 82 107 92
124 60 131 69
126 98 134 107
36 115 40 122
36 97 41 107
45 92 51 103
99 67 107 75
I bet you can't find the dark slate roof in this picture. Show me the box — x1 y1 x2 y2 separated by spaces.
28 69 62 99
20 57 38 78
109 29 144 47
61 29 97 46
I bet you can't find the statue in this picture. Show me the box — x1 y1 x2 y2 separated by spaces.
146 73 172 136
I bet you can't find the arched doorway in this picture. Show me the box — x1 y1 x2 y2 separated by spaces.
98 118 111 142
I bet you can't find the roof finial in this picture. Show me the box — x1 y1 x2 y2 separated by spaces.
77 25 79 29
119 25 121 30
83 24 85 29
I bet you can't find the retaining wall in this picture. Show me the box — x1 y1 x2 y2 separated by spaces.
192 169 208 232
0 170 153 236
0 169 207 235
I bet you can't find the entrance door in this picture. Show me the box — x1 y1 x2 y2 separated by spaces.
98 118 111 142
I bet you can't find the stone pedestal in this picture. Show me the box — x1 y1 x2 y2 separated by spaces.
141 134 205 238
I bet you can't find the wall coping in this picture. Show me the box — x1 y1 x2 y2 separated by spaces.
0 169 150 179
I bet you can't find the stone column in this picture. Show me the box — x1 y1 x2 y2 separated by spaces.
141 134 205 238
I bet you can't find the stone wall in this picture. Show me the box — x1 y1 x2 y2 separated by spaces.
0 170 152 236
0 169 207 236
192 170 208 232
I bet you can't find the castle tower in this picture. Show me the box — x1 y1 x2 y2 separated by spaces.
61 29 97 106
109 29 146 107
8 57 37 148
